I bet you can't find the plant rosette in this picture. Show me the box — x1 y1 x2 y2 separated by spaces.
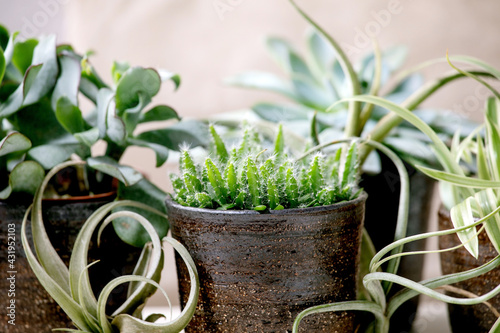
21 161 200 333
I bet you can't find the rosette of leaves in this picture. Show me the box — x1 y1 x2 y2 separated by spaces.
226 0 482 168
170 123 361 211
22 162 199 333
0 26 207 247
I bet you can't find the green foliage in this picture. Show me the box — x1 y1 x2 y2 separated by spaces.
21 162 199 333
171 123 361 210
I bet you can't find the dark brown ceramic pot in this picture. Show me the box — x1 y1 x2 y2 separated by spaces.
439 206 500 332
0 193 142 333
166 192 367 333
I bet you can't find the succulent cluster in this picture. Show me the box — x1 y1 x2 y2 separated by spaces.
171 124 361 211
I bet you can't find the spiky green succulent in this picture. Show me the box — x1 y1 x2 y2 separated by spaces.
171 124 361 211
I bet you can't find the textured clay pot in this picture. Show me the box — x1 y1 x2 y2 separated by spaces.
361 152 435 333
439 207 500 333
0 194 142 333
166 192 367 333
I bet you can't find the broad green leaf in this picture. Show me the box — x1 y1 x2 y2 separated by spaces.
11 38 38 74
22 64 42 99
88 156 143 186
74 128 99 147
114 178 169 247
0 131 31 157
450 198 479 258
127 138 169 167
0 83 23 117
307 29 335 74
56 96 86 134
225 71 296 100
115 67 160 111
11 99 71 146
111 61 130 84
0 25 9 50
27 144 81 169
106 100 127 145
136 120 208 151
51 54 81 110
8 160 44 195
138 105 179 123
0 47 5 83
23 35 58 105
252 102 309 123
157 69 181 89
96 88 114 138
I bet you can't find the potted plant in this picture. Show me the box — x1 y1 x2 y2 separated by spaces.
0 26 206 332
224 2 490 330
291 57 500 332
165 122 368 332
20 161 200 333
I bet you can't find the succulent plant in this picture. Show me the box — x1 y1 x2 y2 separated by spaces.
0 26 208 247
171 123 361 211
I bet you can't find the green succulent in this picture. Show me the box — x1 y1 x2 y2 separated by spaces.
171 123 361 211
0 26 208 247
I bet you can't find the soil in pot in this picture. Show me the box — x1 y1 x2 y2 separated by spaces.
0 192 142 333
166 192 367 333
439 207 500 333
360 151 435 333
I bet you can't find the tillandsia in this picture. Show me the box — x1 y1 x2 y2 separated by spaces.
170 123 362 211
22 162 200 333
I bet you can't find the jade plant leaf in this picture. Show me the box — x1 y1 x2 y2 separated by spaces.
87 156 143 186
23 35 58 105
0 131 31 157
136 120 209 151
114 178 169 247
127 138 169 168
11 38 38 74
27 144 83 170
51 54 81 110
56 97 86 134
0 160 44 199
138 105 180 123
115 67 160 112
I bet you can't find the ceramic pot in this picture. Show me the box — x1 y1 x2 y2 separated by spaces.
0 193 142 332
166 192 367 333
439 207 500 332
361 152 435 332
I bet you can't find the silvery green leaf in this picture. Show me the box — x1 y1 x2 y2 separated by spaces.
23 35 58 105
0 131 31 157
88 156 143 186
136 120 208 151
139 105 179 123
225 71 296 100
55 96 86 134
115 67 160 112
51 53 81 110
450 197 479 258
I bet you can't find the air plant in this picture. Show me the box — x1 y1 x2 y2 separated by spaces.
170 123 361 211
21 161 200 333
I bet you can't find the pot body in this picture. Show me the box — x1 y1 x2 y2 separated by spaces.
166 193 367 333
361 152 435 333
439 207 500 333
0 196 141 332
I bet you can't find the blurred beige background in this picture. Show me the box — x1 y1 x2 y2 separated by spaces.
1 1 499 330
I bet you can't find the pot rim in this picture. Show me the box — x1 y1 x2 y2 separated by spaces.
165 191 367 216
